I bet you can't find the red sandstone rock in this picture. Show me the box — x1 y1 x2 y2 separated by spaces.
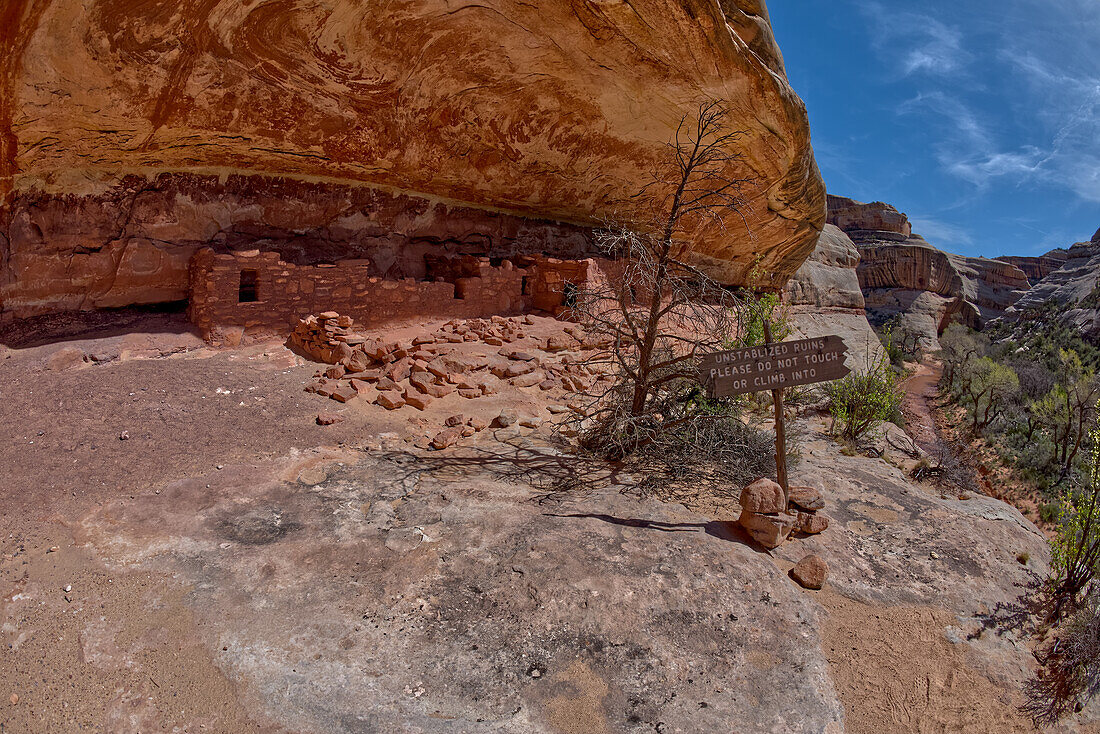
739 479 786 515
738 511 796 550
789 486 825 512
429 383 455 399
430 428 463 450
404 392 433 411
796 512 830 535
426 359 449 379
344 350 372 373
790 555 828 590
445 414 467 427
409 372 438 394
468 416 489 431
376 392 405 410
503 362 536 379
544 336 572 352
46 347 90 371
316 412 344 425
331 384 359 403
324 365 346 380
510 371 544 388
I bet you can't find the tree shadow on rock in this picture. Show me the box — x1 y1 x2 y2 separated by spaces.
545 512 771 555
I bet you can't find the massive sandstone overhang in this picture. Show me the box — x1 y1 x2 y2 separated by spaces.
0 0 825 320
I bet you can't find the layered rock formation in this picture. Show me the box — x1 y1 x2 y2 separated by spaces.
784 223 885 369
0 0 825 323
826 196 1030 349
998 250 1069 284
1006 234 1100 343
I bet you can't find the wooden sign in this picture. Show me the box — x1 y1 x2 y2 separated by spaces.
698 328 850 507
698 335 849 398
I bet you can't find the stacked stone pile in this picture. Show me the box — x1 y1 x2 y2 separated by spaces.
294 312 611 447
737 478 830 550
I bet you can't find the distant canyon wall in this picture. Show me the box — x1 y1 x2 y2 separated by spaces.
0 0 826 323
784 223 885 369
825 196 1030 349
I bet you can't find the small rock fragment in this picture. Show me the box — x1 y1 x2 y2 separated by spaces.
330 384 359 403
493 410 517 428
376 392 406 410
316 412 344 426
790 555 828 590
404 391 433 411
430 427 463 450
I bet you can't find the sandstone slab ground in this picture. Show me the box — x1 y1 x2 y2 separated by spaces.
0 319 1095 733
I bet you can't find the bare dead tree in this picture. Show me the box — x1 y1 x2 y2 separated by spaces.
561 101 771 472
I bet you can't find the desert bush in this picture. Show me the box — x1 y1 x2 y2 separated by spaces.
878 316 923 367
958 357 1019 432
1048 416 1100 618
1041 502 1062 524
631 398 783 488
827 358 903 444
1023 589 1100 726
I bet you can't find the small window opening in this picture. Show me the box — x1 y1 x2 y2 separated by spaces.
521 276 530 296
239 269 259 303
562 281 578 309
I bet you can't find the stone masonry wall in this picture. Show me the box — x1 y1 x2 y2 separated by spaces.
187 248 601 343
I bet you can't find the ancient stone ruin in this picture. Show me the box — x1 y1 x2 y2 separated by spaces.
187 246 605 345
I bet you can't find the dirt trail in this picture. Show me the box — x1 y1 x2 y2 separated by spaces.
899 360 947 458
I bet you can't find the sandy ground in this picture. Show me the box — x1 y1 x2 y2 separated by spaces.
0 313 1081 732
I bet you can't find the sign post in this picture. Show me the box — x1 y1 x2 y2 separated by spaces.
697 331 850 508
762 320 789 505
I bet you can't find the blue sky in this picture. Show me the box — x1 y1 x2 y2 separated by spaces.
768 0 1100 258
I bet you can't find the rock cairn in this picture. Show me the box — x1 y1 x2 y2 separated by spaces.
737 478 830 549
293 311 608 447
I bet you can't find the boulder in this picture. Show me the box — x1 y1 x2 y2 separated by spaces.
795 512 830 535
788 485 824 511
738 511 797 549
739 478 785 514
785 225 886 370
790 555 828 590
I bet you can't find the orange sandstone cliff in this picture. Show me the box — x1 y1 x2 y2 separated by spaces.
0 0 825 323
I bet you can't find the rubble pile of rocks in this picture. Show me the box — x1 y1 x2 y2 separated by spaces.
294 311 611 446
737 478 830 550
288 311 361 364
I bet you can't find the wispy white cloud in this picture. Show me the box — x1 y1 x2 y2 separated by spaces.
858 2 971 77
908 215 974 248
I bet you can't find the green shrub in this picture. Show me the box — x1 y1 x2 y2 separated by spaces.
827 359 903 444
1040 502 1062 524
